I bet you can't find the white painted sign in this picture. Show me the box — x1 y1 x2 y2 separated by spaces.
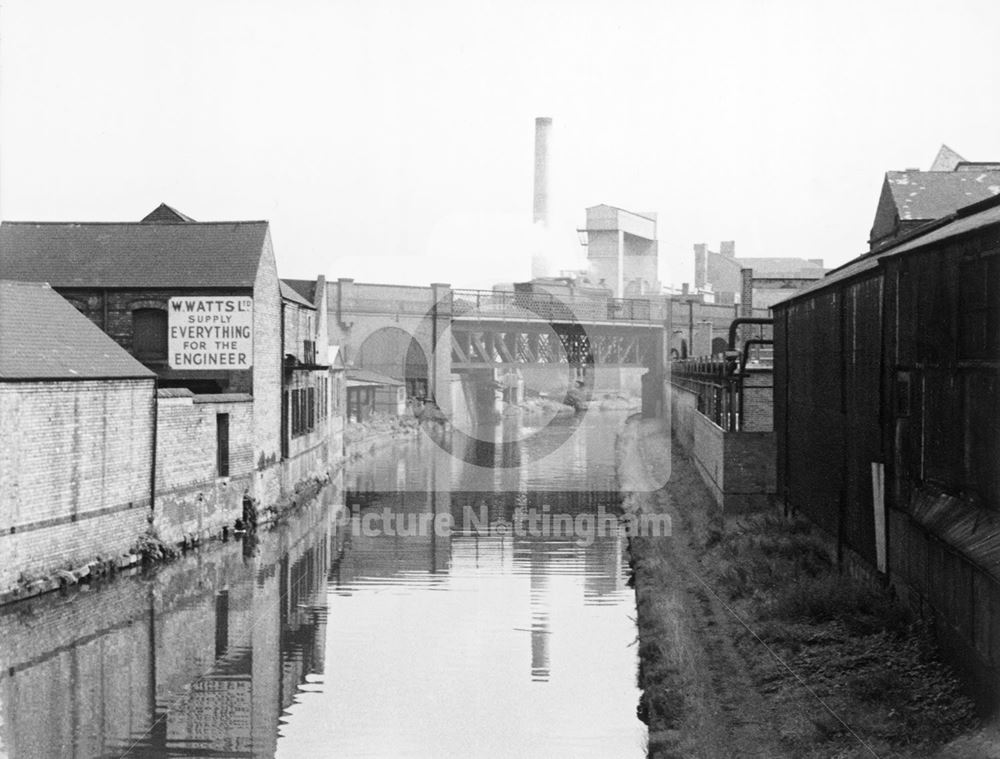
168 296 254 369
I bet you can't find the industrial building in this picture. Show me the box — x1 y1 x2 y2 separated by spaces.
580 204 660 298
693 240 825 308
0 205 342 592
773 192 1000 700
869 144 1000 251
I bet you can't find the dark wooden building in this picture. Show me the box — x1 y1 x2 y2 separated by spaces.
773 194 1000 701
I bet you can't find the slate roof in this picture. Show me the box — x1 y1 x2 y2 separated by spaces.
884 169 1000 223
280 280 315 309
282 278 317 304
142 203 196 223
779 193 1000 308
0 280 155 380
0 220 269 288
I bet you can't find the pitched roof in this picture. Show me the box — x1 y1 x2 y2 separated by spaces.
0 220 270 288
282 278 317 304
929 144 966 172
141 203 196 223
280 280 315 309
0 280 155 380
884 169 1000 223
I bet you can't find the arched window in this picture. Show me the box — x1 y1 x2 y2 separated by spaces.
133 308 168 361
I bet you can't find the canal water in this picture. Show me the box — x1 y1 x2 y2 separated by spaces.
0 409 645 758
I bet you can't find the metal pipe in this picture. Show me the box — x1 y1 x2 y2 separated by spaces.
728 317 772 351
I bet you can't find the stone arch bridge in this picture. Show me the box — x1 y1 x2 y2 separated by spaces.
326 280 671 417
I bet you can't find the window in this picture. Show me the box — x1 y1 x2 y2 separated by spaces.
290 386 318 438
133 308 168 361
347 386 374 423
216 414 230 477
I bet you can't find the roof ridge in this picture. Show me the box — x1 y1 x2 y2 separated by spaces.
0 219 270 226
586 204 657 222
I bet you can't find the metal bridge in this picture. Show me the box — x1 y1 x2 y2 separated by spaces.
448 289 667 369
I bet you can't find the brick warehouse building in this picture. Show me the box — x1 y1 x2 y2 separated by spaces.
0 280 156 594
0 204 337 550
773 193 1000 701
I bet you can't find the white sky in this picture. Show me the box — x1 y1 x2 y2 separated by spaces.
2 0 999 289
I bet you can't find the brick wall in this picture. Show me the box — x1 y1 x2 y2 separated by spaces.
154 393 254 544
670 381 776 513
706 249 742 295
253 232 282 496
0 379 155 592
741 370 773 432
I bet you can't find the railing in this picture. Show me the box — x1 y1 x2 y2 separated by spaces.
671 357 743 430
450 289 667 324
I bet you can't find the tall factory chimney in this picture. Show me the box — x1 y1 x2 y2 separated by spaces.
532 116 554 279
533 117 552 226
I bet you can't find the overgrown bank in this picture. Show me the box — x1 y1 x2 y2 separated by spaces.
619 417 993 759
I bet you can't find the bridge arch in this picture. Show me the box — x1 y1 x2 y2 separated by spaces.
356 326 429 398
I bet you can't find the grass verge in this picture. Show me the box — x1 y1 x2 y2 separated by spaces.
703 512 980 758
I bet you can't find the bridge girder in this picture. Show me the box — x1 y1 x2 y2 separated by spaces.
450 321 660 368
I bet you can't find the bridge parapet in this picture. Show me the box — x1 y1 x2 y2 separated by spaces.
451 289 667 324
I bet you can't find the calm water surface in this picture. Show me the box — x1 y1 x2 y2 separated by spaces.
0 409 645 758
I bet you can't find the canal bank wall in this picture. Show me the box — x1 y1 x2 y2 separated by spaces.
0 382 344 607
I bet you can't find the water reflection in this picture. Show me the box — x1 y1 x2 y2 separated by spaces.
0 410 645 758
0 480 345 759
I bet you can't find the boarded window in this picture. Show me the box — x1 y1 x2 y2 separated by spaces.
133 308 168 360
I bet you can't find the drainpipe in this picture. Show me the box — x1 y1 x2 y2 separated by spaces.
149 378 158 518
280 299 287 461
687 300 694 354
102 288 109 331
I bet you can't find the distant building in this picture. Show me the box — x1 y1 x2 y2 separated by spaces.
693 240 825 308
0 280 156 595
580 205 659 298
869 144 1000 251
346 369 406 420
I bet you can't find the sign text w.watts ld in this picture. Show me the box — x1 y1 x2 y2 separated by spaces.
168 297 253 369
